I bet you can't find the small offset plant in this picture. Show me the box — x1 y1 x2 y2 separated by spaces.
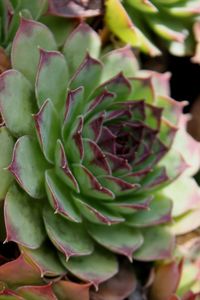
105 0 200 59
0 15 200 296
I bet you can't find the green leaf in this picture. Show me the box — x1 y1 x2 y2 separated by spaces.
70 54 102 100
75 197 124 225
36 49 68 111
33 99 60 163
43 205 94 260
129 77 155 104
17 0 48 19
63 23 101 75
134 226 175 261
8 136 48 199
45 169 81 222
72 164 114 200
101 46 139 82
59 248 118 289
16 285 56 300
21 242 66 277
127 196 172 227
0 128 14 200
11 18 57 84
53 281 90 300
105 0 139 47
87 223 143 260
4 184 46 249
0 70 35 137
40 16 77 47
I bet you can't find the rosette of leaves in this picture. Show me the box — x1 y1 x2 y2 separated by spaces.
105 0 200 58
0 18 200 288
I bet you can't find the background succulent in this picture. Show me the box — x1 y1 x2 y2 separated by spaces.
0 17 200 289
105 0 200 60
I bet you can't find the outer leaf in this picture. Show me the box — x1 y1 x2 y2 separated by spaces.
43 205 94 260
134 227 175 261
0 128 14 199
87 223 143 260
36 49 68 111
17 284 57 300
0 70 34 137
101 46 139 82
53 281 90 300
149 260 183 300
127 197 172 227
8 136 48 199
0 255 43 289
48 0 102 18
21 242 66 277
171 208 200 235
17 0 48 19
59 248 118 289
63 23 101 75
105 0 140 47
4 184 46 248
164 176 200 217
11 18 57 84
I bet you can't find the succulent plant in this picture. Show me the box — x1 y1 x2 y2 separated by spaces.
0 17 200 289
105 0 200 59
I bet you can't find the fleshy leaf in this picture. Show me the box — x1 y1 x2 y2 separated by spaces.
87 223 143 260
149 260 183 300
0 70 34 137
17 284 57 300
74 198 125 225
4 184 46 248
45 169 81 222
105 0 140 47
15 0 48 19
62 87 85 140
171 208 200 235
101 46 139 82
21 242 66 277
134 226 175 261
164 176 200 217
11 18 57 84
43 205 94 260
70 54 102 100
95 73 131 102
129 77 155 104
55 140 80 193
72 164 114 200
59 248 118 289
0 128 14 200
0 255 43 288
8 136 48 199
33 99 60 163
127 197 172 227
63 23 101 75
48 0 102 18
36 49 68 111
53 281 90 300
